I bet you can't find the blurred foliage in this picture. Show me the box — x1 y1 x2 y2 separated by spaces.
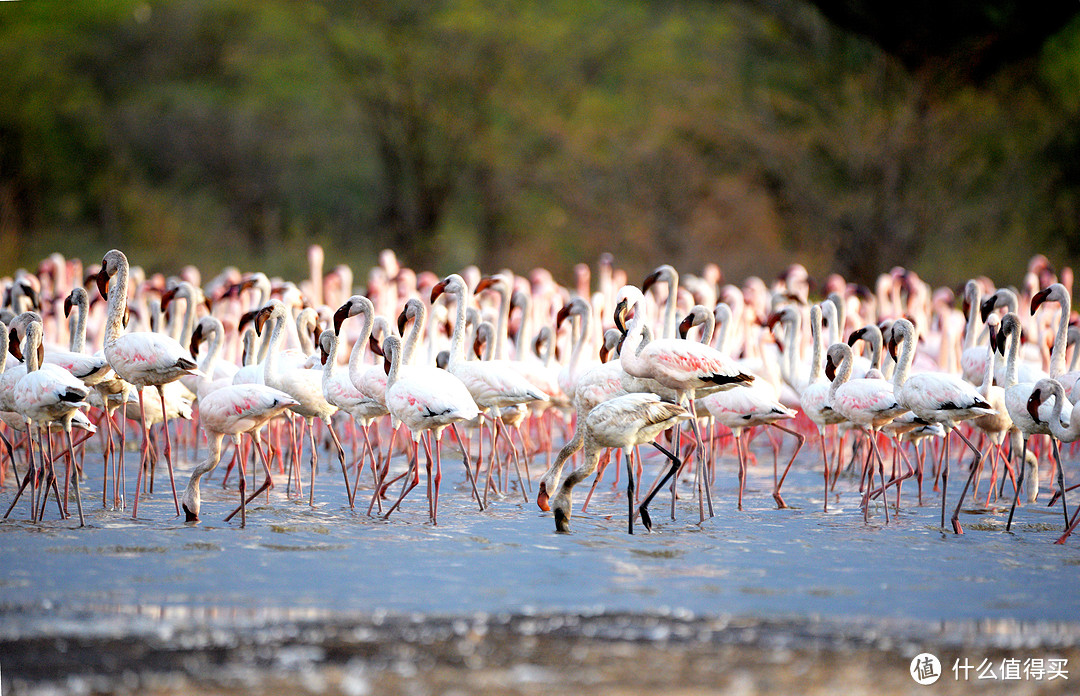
0 0 1078 287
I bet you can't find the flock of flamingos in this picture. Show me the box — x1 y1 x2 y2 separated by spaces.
2 247 1080 542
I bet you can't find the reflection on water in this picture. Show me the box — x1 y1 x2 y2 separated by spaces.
1 437 1077 629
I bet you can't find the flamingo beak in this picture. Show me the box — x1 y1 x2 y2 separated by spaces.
848 328 865 346
825 355 836 382
383 354 391 376
160 287 178 311
641 270 661 293
369 335 384 357
536 484 550 511
980 297 996 323
94 269 110 301
430 279 449 303
1027 389 1043 424
254 308 270 335
556 304 572 328
8 329 22 361
678 315 693 339
613 299 628 333
1031 288 1051 315
765 311 782 331
333 302 351 334
397 309 409 335
474 276 495 294
189 325 203 359
20 282 39 310
238 310 258 334
599 344 610 362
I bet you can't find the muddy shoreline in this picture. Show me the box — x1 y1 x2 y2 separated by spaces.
3 609 1078 695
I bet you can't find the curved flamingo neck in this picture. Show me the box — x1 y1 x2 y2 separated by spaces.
891 321 915 391
492 281 511 361
24 322 42 373
401 302 426 366
963 281 981 349
261 306 288 386
202 318 224 378
808 306 823 384
827 346 852 402
347 299 375 385
446 283 472 368
1049 290 1070 377
104 261 130 348
70 290 88 353
384 337 402 388
1003 318 1021 389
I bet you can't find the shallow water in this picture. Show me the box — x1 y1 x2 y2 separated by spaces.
2 430 1079 693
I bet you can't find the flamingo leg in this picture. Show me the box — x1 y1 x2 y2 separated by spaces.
132 389 150 518
939 430 951 529
451 423 483 511
384 438 420 519
306 418 319 506
637 441 682 533
1048 436 1070 529
771 423 804 509
226 433 276 521
155 385 181 516
948 426 984 534
4 426 37 521
1006 436 1029 532
819 429 830 512
325 420 352 508
626 449 636 535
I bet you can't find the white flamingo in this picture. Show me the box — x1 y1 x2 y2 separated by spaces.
90 249 199 518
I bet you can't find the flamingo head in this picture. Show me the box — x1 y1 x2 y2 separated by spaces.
430 274 466 304
979 295 998 323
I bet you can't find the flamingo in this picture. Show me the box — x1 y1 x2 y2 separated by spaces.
614 284 753 520
888 318 995 533
181 384 299 526
380 335 481 523
825 343 907 523
547 393 690 534
799 305 848 511
431 274 548 505
1031 283 1080 397
254 300 351 507
332 295 390 502
1023 379 1074 532
90 250 199 518
995 313 1065 532
13 320 90 525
